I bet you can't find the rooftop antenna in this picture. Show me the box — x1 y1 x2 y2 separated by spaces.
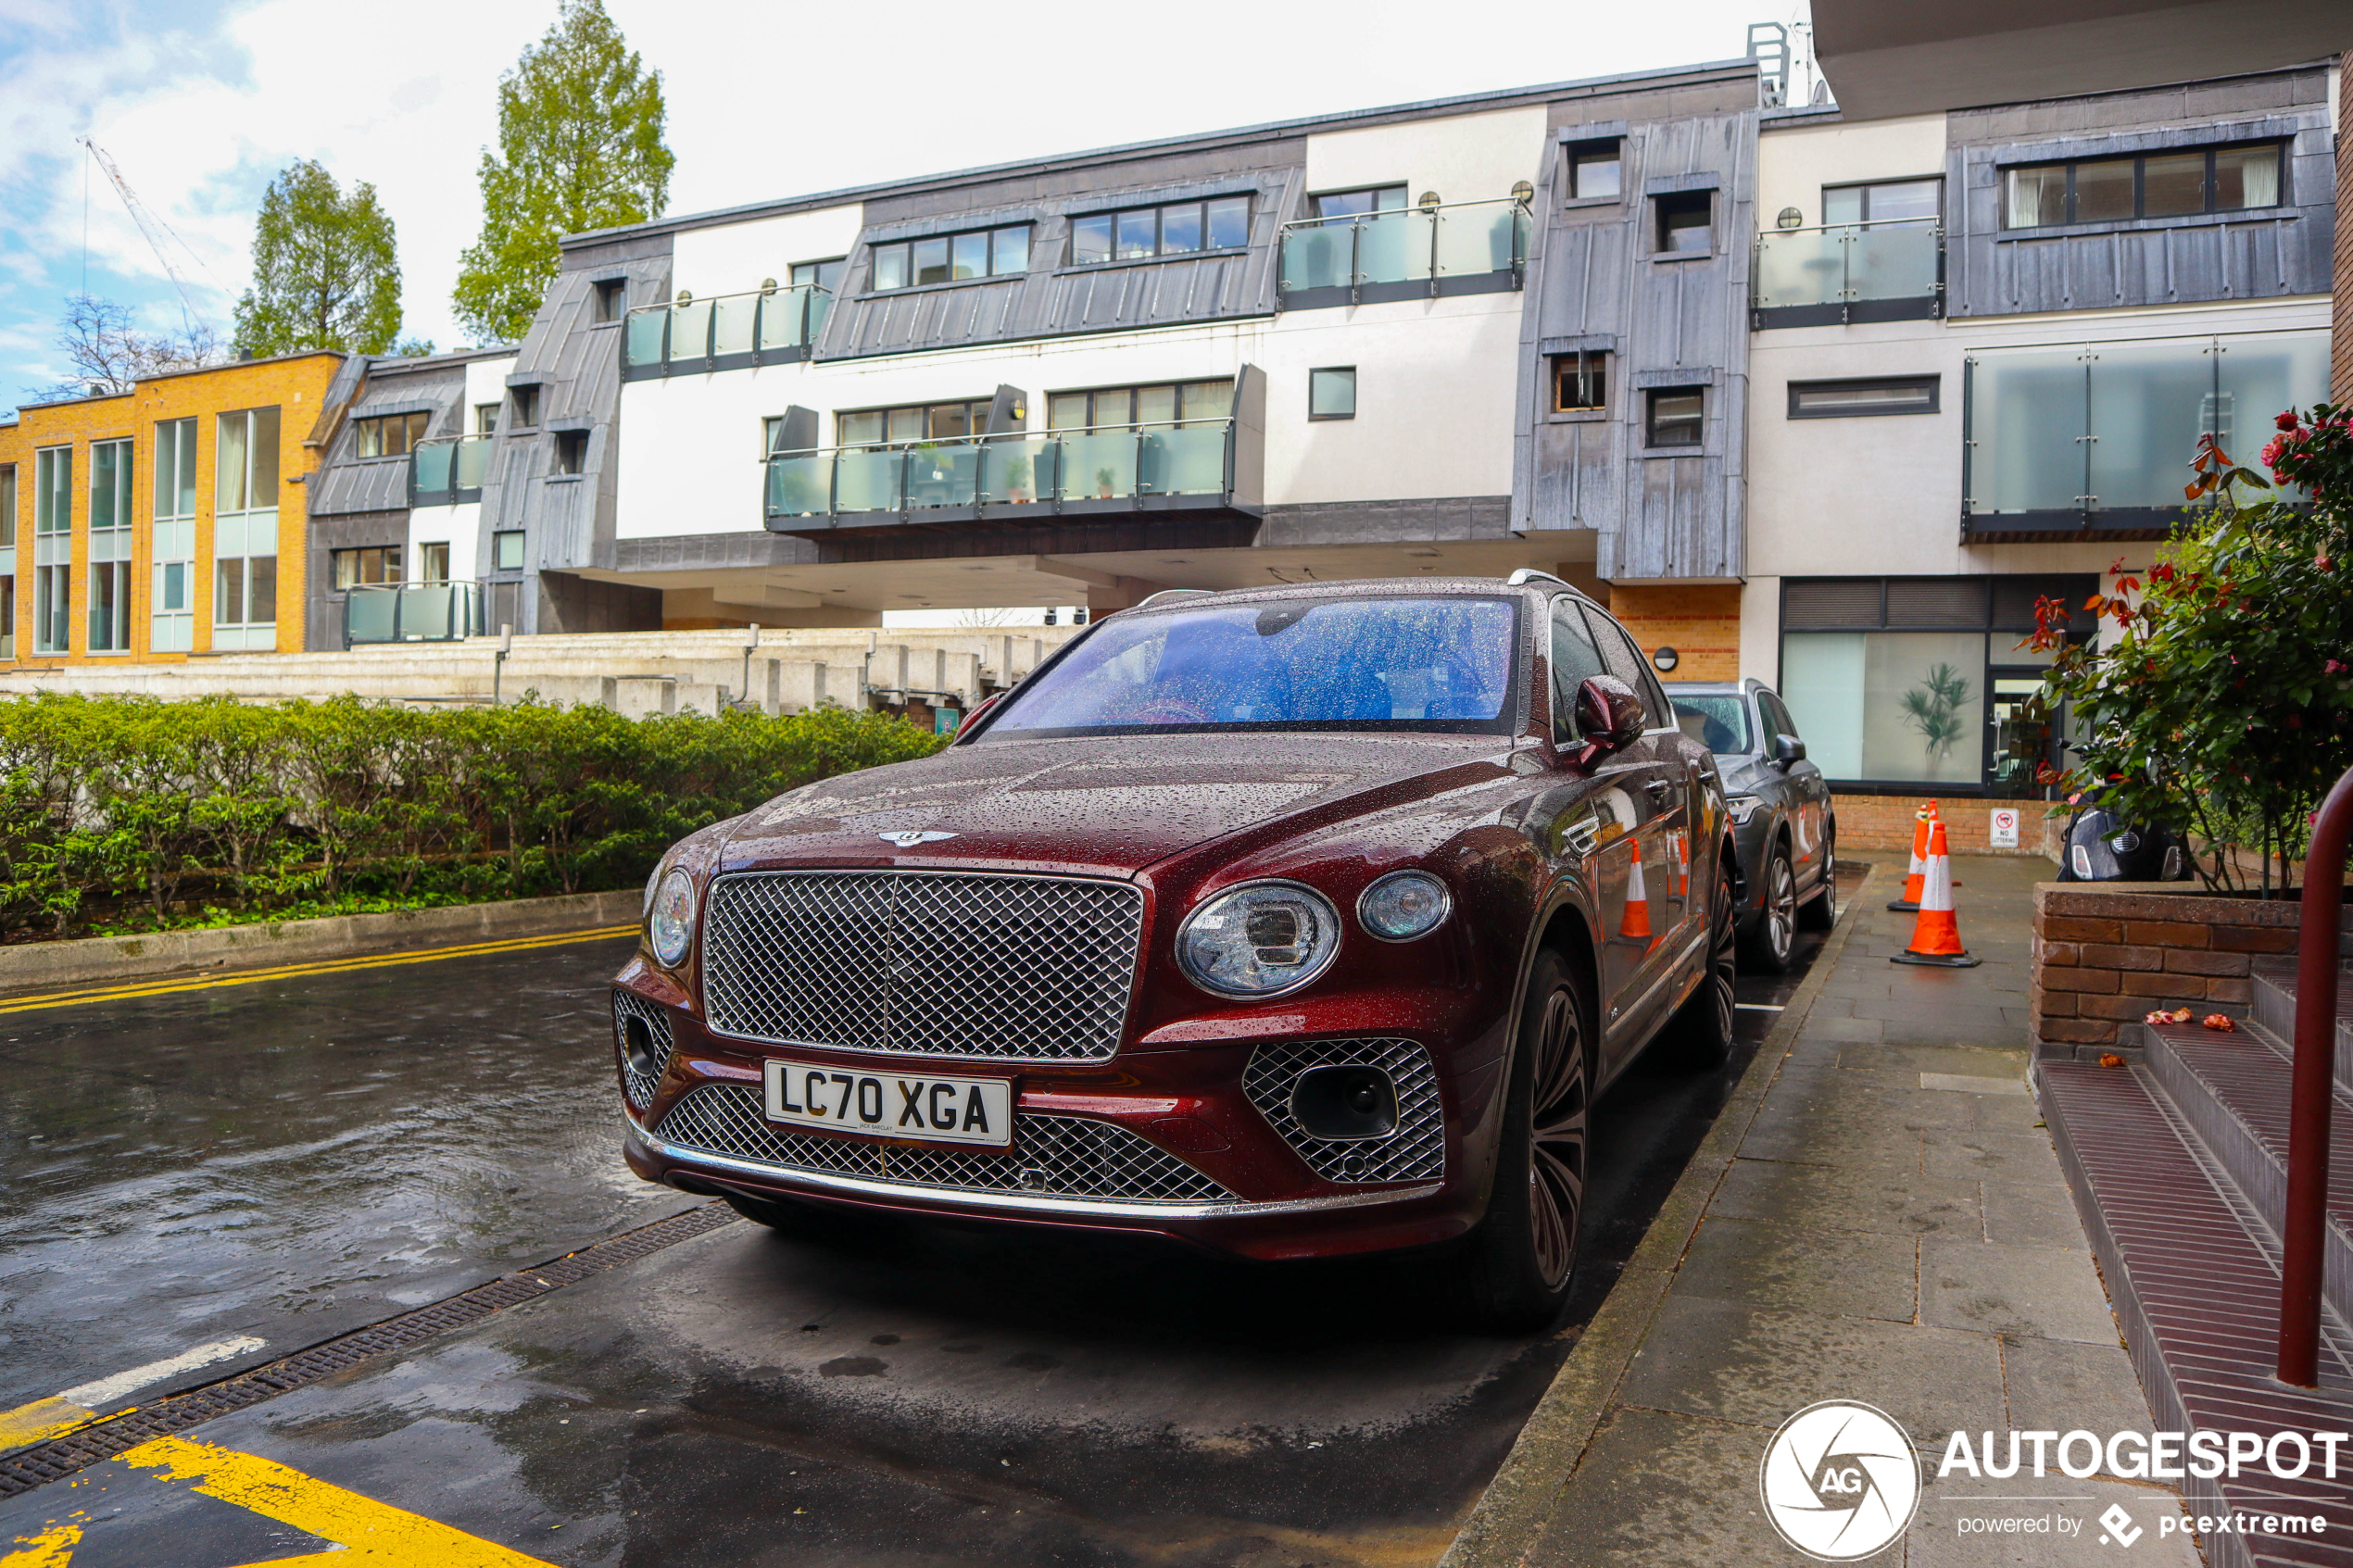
1746 21 1791 110
74 137 224 334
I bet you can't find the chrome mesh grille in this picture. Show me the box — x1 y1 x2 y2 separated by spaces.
611 989 677 1110
1243 1038 1445 1185
701 871 1143 1061
655 1083 1232 1204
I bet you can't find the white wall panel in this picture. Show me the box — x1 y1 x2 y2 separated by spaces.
672 205 867 298
1755 117 1944 229
1304 107 1547 207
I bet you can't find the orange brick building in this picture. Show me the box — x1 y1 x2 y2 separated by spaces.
0 352 344 664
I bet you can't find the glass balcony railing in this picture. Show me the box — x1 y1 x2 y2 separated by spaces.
344 581 484 646
623 284 832 375
1752 220 1943 324
765 419 1236 524
1277 197 1529 305
409 435 492 505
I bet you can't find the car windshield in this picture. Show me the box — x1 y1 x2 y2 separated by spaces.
981 596 1520 737
1670 694 1753 754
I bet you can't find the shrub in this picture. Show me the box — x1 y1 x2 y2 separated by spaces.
2031 404 2353 895
0 696 946 939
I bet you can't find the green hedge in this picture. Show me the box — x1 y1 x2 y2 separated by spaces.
0 695 948 940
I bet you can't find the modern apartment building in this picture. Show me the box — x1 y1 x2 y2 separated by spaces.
0 352 343 664
305 35 2338 842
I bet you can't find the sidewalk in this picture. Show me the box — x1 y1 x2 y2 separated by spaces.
1448 856 2203 1567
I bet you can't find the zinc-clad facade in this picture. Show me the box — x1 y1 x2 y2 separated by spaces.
0 353 340 664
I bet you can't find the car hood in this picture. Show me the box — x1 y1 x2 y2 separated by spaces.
720 731 1519 878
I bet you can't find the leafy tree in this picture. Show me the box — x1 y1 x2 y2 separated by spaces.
2031 411 2353 895
19 294 221 404
232 159 403 358
452 0 673 344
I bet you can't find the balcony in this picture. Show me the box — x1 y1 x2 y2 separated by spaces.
343 581 484 647
1277 197 1529 310
622 285 833 381
1960 331 2327 542
1751 220 1943 328
765 419 1257 535
409 435 491 507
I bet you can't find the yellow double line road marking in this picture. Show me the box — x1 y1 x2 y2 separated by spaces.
0 924 638 1018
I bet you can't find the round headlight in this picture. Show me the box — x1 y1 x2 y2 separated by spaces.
1357 871 1453 941
1176 881 1341 998
648 868 698 967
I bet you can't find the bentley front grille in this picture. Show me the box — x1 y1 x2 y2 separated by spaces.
700 871 1144 1062
1244 1038 1446 1185
655 1083 1233 1204
611 989 677 1110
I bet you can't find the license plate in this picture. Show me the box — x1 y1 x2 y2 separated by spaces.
761 1060 1014 1148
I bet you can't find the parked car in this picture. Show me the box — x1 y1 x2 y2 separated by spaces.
1665 679 1836 972
612 573 1734 1329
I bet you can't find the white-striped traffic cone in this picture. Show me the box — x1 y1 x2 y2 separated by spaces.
1891 820 1981 968
1886 800 1936 912
1621 838 1654 946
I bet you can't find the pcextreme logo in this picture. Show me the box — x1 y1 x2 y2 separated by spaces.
1758 1400 1921 1561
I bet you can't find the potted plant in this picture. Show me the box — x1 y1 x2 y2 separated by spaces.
1001 452 1032 504
1095 465 1116 500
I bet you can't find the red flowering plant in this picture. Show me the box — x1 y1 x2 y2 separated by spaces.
2028 403 2353 896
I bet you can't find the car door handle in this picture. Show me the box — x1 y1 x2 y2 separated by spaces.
1644 779 1673 801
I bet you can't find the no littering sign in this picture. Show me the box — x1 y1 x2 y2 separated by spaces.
1989 809 2020 849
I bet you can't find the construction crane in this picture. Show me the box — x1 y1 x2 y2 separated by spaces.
75 136 223 332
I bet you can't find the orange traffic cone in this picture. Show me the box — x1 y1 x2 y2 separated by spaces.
1621 837 1654 945
1886 801 1934 912
1892 820 1981 968
1674 828 1691 902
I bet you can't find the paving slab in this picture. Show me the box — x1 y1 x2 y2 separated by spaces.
1670 1213 1921 1323
1920 1238 2120 1343
1707 1158 1983 1239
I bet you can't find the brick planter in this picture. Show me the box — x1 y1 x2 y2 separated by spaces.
2030 883 2353 1053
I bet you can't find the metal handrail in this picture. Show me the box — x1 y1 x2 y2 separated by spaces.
1275 194 1532 232
763 418 1236 519
790 415 1234 458
1277 196 1530 305
2278 761 2353 1386
1755 217 1940 237
623 282 833 318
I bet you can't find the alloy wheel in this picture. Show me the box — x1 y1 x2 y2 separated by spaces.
1706 872 1738 1043
1766 853 1796 963
1526 985 1588 1289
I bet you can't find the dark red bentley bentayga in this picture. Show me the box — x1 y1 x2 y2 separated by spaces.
614 573 1734 1326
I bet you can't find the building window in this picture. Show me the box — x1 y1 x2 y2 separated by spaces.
1567 141 1621 201
1645 387 1705 447
593 279 626 321
867 225 1032 292
510 385 540 428
790 258 847 293
1654 191 1713 254
1552 351 1608 413
354 411 429 458
1069 196 1251 265
216 407 281 515
2002 144 2283 229
214 408 281 651
1787 376 1940 419
1822 178 1941 228
473 403 499 435
1312 186 1406 220
493 531 526 571
418 542 451 583
1778 575 2097 790
1046 380 1233 432
839 400 995 445
1308 367 1356 421
149 417 196 653
32 447 70 655
331 546 404 590
553 429 587 475
0 463 14 660
86 439 132 654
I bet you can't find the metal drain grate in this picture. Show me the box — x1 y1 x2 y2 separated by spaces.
0 1201 736 1499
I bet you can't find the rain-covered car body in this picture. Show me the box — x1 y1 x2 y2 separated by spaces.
1665 679 1834 964
614 577 1733 1263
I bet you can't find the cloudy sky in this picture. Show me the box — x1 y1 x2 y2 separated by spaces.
0 0 1815 415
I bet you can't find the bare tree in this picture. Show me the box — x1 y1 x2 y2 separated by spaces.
19 295 224 404
954 606 1024 628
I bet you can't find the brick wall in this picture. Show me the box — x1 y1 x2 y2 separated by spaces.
1831 791 2060 859
2030 884 2351 1051
1608 584 1740 681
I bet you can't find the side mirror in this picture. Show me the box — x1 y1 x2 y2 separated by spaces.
1772 734 1806 768
953 692 1002 740
1568 675 1645 768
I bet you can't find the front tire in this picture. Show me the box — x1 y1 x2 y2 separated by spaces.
1663 860 1737 1070
1743 840 1797 973
1459 948 1590 1333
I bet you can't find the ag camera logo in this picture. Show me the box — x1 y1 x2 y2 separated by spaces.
1759 1400 1921 1560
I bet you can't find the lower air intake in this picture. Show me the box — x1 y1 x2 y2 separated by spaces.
1244 1037 1446 1185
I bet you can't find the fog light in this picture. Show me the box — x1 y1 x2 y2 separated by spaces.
621 1015 658 1078
1290 1064 1398 1141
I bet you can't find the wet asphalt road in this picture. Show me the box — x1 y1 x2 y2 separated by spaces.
0 881 1842 1567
